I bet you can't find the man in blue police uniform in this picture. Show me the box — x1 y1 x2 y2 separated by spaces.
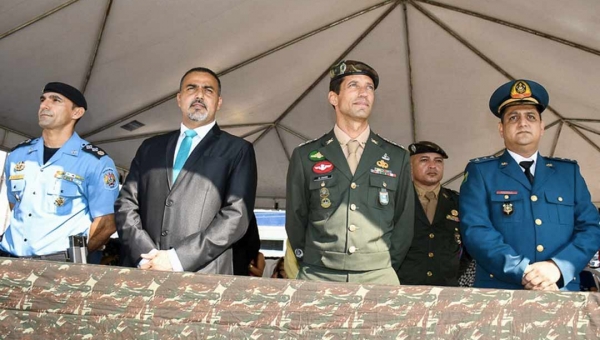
460 79 600 291
285 60 414 285
1 82 119 261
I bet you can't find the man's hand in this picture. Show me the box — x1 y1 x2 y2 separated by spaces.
140 250 173 271
522 261 561 290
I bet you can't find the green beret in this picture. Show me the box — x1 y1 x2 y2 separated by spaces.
329 60 379 90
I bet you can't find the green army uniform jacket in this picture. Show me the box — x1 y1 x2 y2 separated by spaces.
397 187 468 286
285 130 415 273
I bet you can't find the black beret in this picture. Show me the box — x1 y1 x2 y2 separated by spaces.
43 82 87 110
409 141 448 159
329 60 379 90
489 79 548 118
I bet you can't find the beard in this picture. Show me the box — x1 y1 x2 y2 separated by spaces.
187 109 209 122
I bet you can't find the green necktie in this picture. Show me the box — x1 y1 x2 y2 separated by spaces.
173 129 197 183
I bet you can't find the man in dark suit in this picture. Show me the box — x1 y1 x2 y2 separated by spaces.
460 79 600 291
116 67 257 274
397 141 472 286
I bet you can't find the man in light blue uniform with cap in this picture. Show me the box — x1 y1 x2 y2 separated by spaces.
1 82 119 261
460 79 600 291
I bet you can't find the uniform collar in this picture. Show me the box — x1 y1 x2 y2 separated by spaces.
333 124 370 148
506 149 539 176
414 182 441 198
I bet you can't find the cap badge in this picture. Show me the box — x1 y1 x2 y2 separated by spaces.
510 80 532 99
410 145 416 153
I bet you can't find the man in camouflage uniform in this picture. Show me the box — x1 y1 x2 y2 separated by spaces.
285 60 414 285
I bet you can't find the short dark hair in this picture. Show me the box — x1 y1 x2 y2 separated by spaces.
179 67 222 96
329 77 343 95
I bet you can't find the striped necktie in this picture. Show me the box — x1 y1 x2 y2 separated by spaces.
173 129 197 183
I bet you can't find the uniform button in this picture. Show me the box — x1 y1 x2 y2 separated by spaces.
427 271 433 277
28 214 31 217
40 169 43 172
504 195 509 200
24 239 27 242
535 219 542 226
429 233 434 239
33 192 36 195
350 204 356 211
490 274 494 278
166 200 173 207
531 195 538 202
348 246 357 254
558 197 563 202
350 183 357 189
383 182 387 188
161 231 169 237
348 225 357 232
428 252 434 258
537 245 544 252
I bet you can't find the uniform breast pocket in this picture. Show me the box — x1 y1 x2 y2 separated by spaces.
490 193 524 223
544 191 573 225
46 180 82 215
367 175 397 210
9 179 25 202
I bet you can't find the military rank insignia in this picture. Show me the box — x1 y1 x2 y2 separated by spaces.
320 184 331 208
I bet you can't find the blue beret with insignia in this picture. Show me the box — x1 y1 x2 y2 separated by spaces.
489 79 549 118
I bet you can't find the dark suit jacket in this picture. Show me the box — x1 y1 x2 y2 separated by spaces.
116 124 257 274
232 213 261 276
397 187 469 286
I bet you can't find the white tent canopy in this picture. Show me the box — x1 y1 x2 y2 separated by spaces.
1 0 599 209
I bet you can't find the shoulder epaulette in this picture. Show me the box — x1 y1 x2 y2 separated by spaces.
545 156 576 164
11 138 36 152
376 134 405 149
469 155 498 163
82 144 109 159
298 134 326 147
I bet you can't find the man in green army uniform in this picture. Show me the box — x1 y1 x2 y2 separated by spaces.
397 141 473 286
285 60 414 285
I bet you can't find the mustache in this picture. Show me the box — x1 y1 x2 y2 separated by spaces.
190 99 206 109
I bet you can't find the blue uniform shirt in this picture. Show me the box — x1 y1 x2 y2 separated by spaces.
460 150 600 291
1 132 119 256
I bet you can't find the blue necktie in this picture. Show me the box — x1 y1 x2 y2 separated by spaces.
173 129 197 183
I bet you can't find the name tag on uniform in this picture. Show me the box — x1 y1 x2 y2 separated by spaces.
9 175 24 180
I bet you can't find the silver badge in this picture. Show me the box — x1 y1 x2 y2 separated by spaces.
379 188 389 206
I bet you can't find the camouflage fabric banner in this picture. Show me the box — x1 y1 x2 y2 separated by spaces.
1 258 600 339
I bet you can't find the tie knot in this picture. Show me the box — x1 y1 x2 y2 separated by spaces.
425 191 436 200
519 160 534 170
184 129 198 138
347 140 359 154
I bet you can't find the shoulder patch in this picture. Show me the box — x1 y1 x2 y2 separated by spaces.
298 134 326 147
82 144 109 159
376 134 405 149
11 138 36 152
469 155 498 163
545 156 577 164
